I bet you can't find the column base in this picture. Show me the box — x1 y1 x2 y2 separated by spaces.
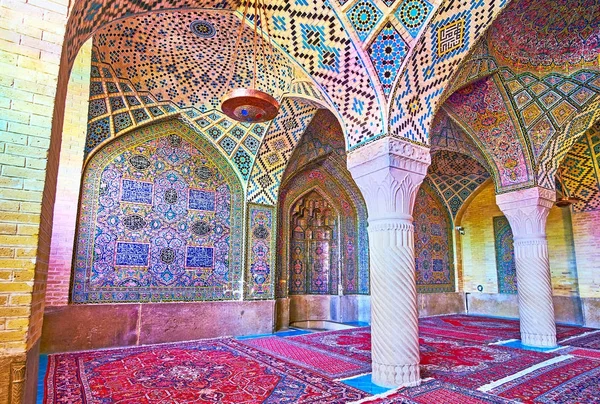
372 362 421 388
521 331 557 348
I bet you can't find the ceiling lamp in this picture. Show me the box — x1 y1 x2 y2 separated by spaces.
555 167 582 208
221 0 280 123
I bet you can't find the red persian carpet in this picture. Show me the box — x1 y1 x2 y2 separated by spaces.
354 380 515 403
418 315 593 343
561 346 600 360
289 327 555 389
489 357 600 403
560 330 600 349
239 336 371 379
288 327 372 362
418 335 554 389
44 338 368 404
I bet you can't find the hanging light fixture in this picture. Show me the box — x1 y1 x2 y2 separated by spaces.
555 166 582 208
221 0 280 123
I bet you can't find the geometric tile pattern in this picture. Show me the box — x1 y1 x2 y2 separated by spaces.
443 38 499 99
395 0 434 39
86 48 269 181
537 97 600 189
368 22 408 98
93 10 295 112
559 125 600 212
388 0 508 143
346 0 383 42
428 150 491 218
63 0 384 149
487 0 600 74
493 215 517 294
445 75 534 191
429 110 490 171
262 0 383 147
414 179 455 292
283 109 346 176
246 99 318 205
288 81 328 104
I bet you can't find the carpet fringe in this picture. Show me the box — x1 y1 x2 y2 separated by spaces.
477 355 573 392
489 338 518 345
559 329 600 344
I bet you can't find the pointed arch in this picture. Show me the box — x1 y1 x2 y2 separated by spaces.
72 119 244 303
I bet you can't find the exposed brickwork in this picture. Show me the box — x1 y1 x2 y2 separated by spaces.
0 0 69 399
459 182 580 297
45 39 91 307
571 210 600 298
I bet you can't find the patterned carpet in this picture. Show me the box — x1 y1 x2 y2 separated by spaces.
561 346 600 360
419 315 593 343
560 330 600 349
288 327 372 362
239 336 371 378
489 357 600 403
419 335 554 389
43 315 600 403
44 338 367 403
354 380 515 403
289 327 555 389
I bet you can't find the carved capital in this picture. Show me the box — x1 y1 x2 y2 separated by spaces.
496 186 556 240
347 137 430 175
348 137 431 220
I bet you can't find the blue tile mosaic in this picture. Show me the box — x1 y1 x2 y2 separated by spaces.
121 180 153 204
186 246 214 268
115 242 150 266
188 189 215 211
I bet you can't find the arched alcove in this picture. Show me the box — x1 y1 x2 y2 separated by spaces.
72 119 244 303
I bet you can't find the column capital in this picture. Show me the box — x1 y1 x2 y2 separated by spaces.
347 137 430 177
347 137 431 220
495 186 556 240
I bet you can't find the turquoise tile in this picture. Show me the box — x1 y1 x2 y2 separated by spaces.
37 355 48 404
341 373 392 395
499 340 561 352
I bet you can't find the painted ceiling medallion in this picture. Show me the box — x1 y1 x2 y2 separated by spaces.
190 20 216 38
221 0 280 123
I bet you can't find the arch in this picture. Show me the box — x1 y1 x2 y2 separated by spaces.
536 97 600 189
247 101 330 205
427 150 492 220
277 158 369 299
287 187 341 295
556 122 600 212
387 0 510 143
443 75 535 193
53 1 382 163
414 180 455 292
71 119 244 303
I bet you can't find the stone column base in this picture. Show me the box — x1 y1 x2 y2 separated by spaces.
372 362 421 388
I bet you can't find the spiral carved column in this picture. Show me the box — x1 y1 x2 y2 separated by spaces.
348 137 430 387
496 187 557 347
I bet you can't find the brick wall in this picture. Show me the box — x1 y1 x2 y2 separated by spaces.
0 0 70 400
459 182 579 297
0 0 68 351
45 39 90 307
572 210 600 298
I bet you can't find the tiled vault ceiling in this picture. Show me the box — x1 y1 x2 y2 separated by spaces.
93 10 297 112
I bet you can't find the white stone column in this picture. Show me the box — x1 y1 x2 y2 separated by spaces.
348 137 430 388
496 187 557 347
